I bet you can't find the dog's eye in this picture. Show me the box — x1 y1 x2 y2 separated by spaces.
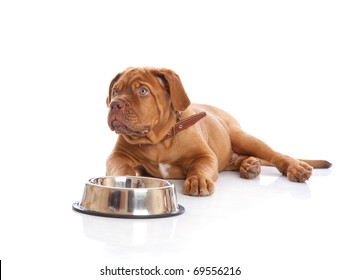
112 87 118 96
138 86 149 96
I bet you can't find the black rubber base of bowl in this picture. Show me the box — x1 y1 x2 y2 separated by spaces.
72 202 185 219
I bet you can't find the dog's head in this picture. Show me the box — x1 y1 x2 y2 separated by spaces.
106 67 191 145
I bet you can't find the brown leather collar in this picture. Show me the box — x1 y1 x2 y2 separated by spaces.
161 111 207 141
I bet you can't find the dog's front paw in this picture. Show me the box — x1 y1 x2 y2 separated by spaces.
183 175 215 196
286 161 313 182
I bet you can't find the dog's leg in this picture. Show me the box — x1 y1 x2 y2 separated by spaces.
106 151 137 176
230 128 312 182
183 156 219 196
226 153 262 179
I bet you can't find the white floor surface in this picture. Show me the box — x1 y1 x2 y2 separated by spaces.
1 165 338 280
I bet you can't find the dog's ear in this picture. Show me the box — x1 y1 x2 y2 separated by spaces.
152 68 191 111
106 72 122 107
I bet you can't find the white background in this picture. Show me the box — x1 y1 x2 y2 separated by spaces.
0 0 338 279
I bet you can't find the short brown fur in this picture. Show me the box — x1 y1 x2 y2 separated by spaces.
106 67 331 196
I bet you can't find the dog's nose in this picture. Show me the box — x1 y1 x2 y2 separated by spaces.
110 100 125 111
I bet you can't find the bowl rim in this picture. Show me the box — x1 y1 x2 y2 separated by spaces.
72 201 185 219
87 176 175 190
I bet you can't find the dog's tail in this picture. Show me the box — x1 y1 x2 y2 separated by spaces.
260 159 332 169
299 159 332 168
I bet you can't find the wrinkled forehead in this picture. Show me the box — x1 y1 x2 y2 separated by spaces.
118 68 158 86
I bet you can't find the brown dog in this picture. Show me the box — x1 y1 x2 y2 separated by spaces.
106 67 331 196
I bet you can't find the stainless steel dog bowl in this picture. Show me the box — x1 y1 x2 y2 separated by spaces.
72 176 185 218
